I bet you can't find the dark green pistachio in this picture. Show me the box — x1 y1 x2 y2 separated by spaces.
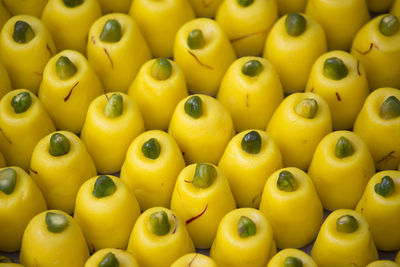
277 170 298 192
151 58 172 80
336 215 358 233
187 29 205 50
13 21 34 44
237 0 254 7
56 56 77 80
379 96 400 120
149 210 170 236
323 57 348 80
238 216 256 238
241 130 262 154
379 14 399 36
142 138 161 160
49 133 70 157
284 256 303 267
11 91 32 114
335 136 354 159
295 98 318 119
193 163 216 188
285 13 307 37
374 176 395 197
184 95 202 119
98 252 119 267
242 60 263 77
0 168 17 195
63 0 83 7
46 212 68 233
100 19 122 43
105 93 123 118
92 175 116 198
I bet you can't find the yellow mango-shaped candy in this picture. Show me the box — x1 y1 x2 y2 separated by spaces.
218 130 282 208
20 210 90 267
3 0 47 17
392 0 400 18
367 261 400 267
74 175 141 251
129 0 194 58
127 207 195 267
41 0 102 55
188 0 222 17
217 57 284 131
30 131 96 213
367 0 395 13
174 18 236 96
275 0 307 15
120 130 185 210
0 166 47 252
39 50 104 134
84 248 139 267
128 58 188 131
308 131 375 211
264 13 327 94
306 0 370 51
0 89 55 171
210 208 275 267
98 0 132 13
81 92 144 174
216 0 278 57
353 87 400 170
0 15 56 94
267 248 318 267
170 163 236 248
311 209 378 267
267 92 332 170
171 253 217 267
0 60 12 100
88 13 151 93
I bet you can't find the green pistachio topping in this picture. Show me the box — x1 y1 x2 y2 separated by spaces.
193 163 216 188
98 252 119 267
56 56 77 80
100 19 122 43
63 0 83 7
92 175 117 198
335 136 355 158
149 210 170 236
379 95 400 120
0 168 17 195
151 58 172 80
323 57 348 80
277 170 298 192
11 91 32 114
284 256 303 267
49 133 70 157
242 60 264 77
374 176 395 198
379 14 399 36
184 95 202 119
241 130 262 154
187 29 205 50
0 256 14 263
46 212 68 233
295 98 318 119
13 20 34 44
285 13 307 37
238 216 256 238
142 138 161 160
105 93 123 118
336 215 358 233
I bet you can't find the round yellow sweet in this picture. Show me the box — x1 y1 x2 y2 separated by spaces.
171 253 217 267
84 248 139 267
267 248 317 267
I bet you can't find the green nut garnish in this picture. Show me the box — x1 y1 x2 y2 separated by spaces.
284 256 303 267
241 130 262 154
242 60 263 77
46 212 68 233
0 168 17 195
184 95 202 119
277 170 298 192
62 0 83 7
100 19 122 43
379 96 400 120
238 216 256 238
323 57 348 80
142 138 161 160
149 210 170 236
374 176 395 198
237 0 254 7
335 136 354 159
13 20 34 44
151 58 172 80
49 133 70 157
187 29 205 50
105 93 123 118
295 98 318 119
285 13 307 37
0 256 14 263
193 163 216 188
56 56 77 80
98 252 119 267
92 175 116 198
336 215 358 233
11 91 32 114
379 14 399 37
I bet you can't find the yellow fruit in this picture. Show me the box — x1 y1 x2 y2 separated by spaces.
171 253 217 267
267 248 318 267
84 248 139 267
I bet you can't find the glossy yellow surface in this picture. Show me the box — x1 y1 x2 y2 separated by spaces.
267 248 318 267
3 0 47 17
367 0 395 13
84 248 139 267
171 253 217 267
275 0 307 15
98 0 132 13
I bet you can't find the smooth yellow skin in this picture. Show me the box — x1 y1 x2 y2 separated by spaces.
210 208 275 267
0 60 12 100
39 50 104 134
170 163 236 248
392 0 400 18
168 94 234 165
0 151 5 168
128 58 188 130
0 166 46 252
266 92 332 171
306 0 370 51
88 13 151 93
188 0 222 17
20 210 89 267
0 2 10 36
0 89 55 171
129 0 195 58
259 167 323 248
74 175 141 251
308 131 375 211
367 0 395 13
30 131 96 214
306 51 369 130
120 130 185 210
174 18 236 96
127 207 195 267
0 15 56 94
84 248 139 267
216 0 278 57
41 0 102 55
264 14 327 94
276 0 307 15
218 130 282 208
3 0 47 17
311 209 379 267
353 87 400 170
356 171 400 251
217 57 284 131
367 260 400 267
171 253 217 267
351 15 400 90
98 0 132 13
81 93 144 174
267 248 318 267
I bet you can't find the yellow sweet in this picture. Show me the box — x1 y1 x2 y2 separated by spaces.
0 60 12 100
275 0 307 15
267 248 318 267
188 0 222 17
217 57 284 131
171 253 217 267
3 0 47 17
0 166 47 252
367 0 395 13
84 248 139 267
367 261 400 267
98 0 132 13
